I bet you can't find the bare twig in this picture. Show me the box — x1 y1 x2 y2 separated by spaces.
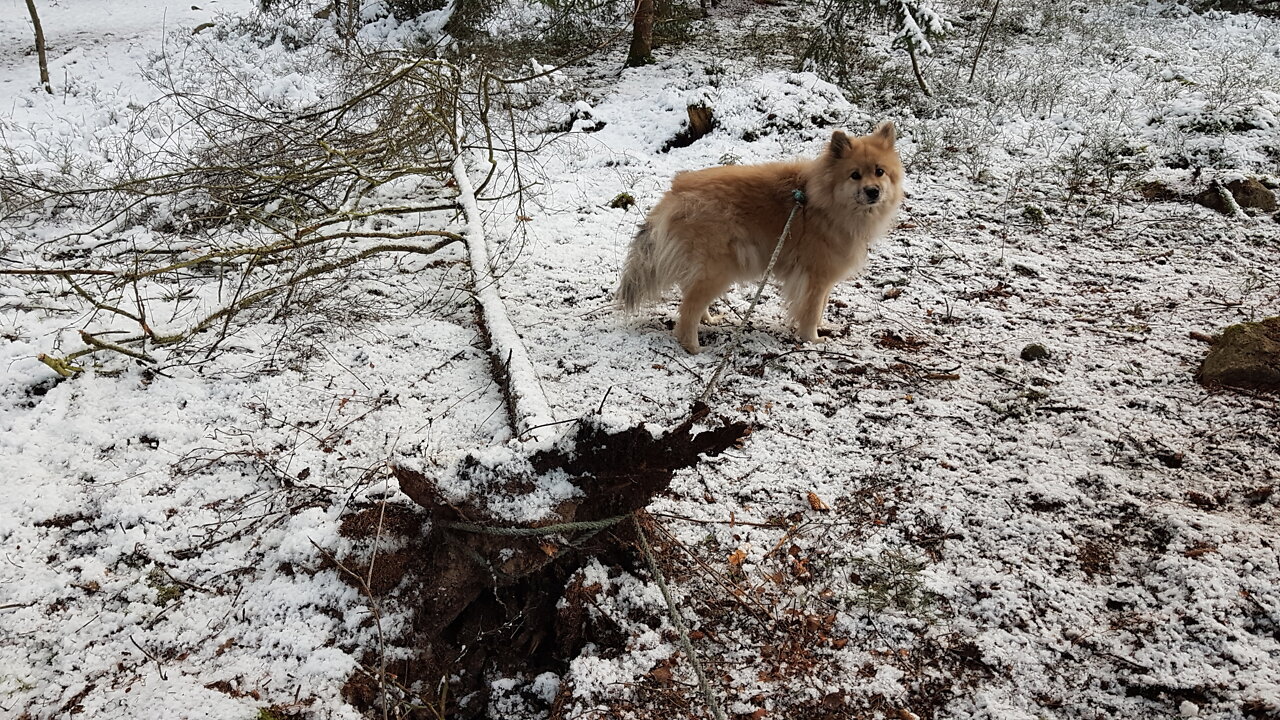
310 538 390 720
129 635 168 680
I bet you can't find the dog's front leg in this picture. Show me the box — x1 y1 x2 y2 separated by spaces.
794 284 833 344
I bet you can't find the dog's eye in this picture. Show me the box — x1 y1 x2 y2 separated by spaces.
875 167 885 177
850 171 862 181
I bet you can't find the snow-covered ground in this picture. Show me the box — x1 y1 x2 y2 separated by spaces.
2 0 1278 718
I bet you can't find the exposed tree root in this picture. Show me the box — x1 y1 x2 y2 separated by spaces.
370 404 750 718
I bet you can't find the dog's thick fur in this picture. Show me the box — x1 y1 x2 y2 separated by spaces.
618 122 904 353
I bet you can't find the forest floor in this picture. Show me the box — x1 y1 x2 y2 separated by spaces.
2 0 1278 718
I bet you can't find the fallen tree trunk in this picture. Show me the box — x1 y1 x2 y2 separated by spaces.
452 154 558 446
375 404 749 718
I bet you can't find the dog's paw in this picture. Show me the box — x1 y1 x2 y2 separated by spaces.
798 329 825 344
701 311 725 325
678 333 703 354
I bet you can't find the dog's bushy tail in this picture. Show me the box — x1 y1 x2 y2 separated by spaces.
617 221 664 312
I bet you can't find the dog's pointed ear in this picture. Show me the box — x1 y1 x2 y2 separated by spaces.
828 130 852 159
872 120 897 147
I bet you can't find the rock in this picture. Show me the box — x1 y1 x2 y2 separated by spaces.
1228 178 1278 211
1193 184 1233 215
1020 343 1050 361
1194 178 1277 215
1197 317 1280 392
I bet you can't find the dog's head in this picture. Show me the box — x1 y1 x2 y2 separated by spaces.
819 122 904 213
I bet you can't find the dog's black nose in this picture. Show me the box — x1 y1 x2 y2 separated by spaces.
865 186 881 202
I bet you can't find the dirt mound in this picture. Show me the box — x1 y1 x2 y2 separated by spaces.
1197 317 1280 391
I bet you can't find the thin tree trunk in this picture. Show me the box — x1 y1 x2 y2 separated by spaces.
969 0 1001 83
907 45 931 97
25 0 52 94
627 0 655 68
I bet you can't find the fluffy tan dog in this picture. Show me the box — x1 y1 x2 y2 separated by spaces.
618 122 904 353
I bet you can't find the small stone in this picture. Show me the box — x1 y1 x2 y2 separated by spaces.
1197 317 1280 392
1020 343 1050 362
1179 700 1200 717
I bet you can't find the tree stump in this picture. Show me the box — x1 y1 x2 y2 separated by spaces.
662 104 718 152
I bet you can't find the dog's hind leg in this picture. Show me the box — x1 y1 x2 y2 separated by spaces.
677 277 732 354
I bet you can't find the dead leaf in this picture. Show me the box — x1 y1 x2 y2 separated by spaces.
807 492 831 512
728 548 747 567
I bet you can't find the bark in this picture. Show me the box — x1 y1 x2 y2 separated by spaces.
661 103 717 152
626 0 655 68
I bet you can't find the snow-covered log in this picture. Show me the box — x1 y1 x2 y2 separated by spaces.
452 154 558 446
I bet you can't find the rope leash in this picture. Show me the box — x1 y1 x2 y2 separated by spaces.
699 188 807 403
436 515 629 537
634 515 728 720
435 512 629 573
